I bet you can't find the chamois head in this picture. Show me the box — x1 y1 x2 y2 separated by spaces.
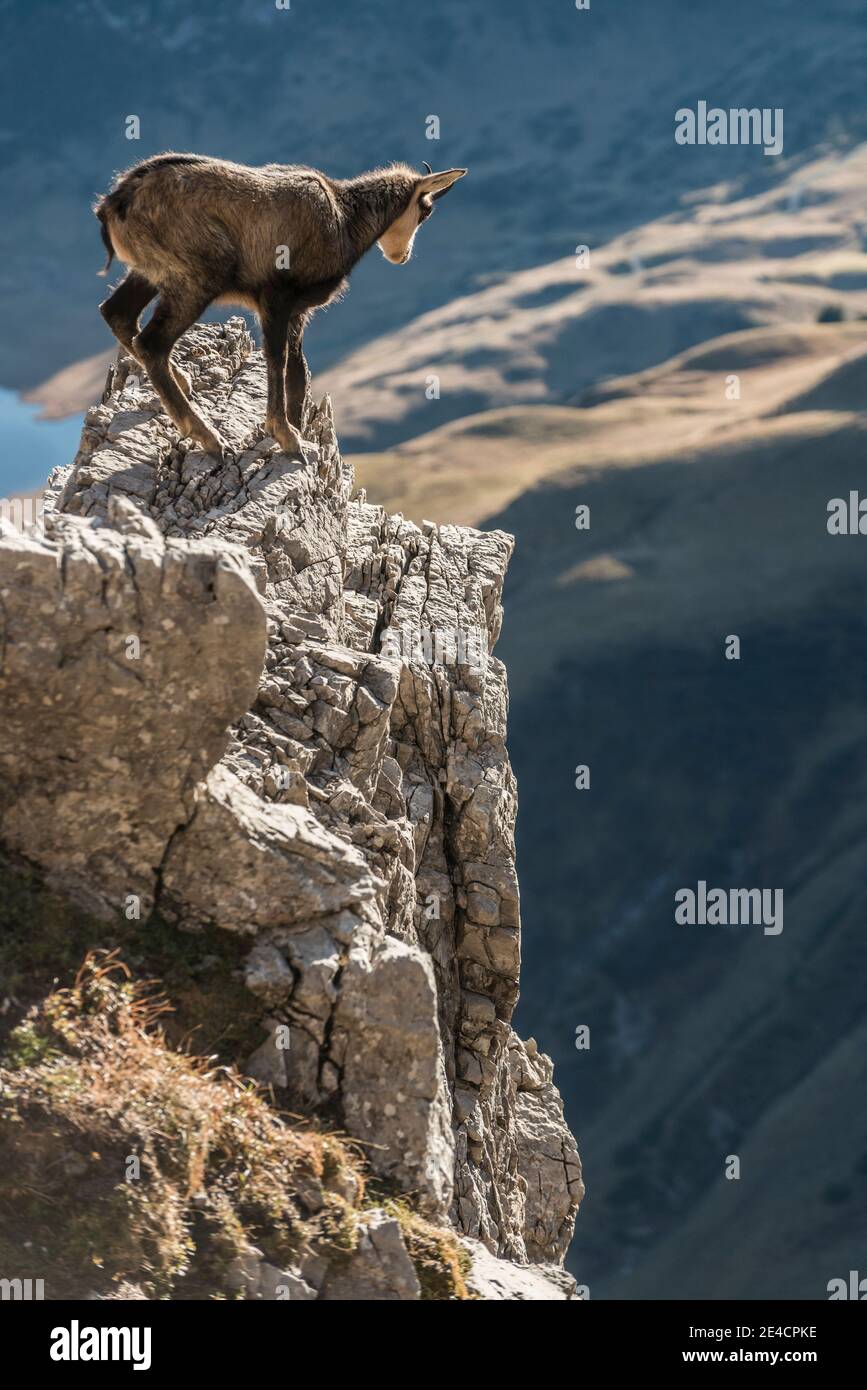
378 164 467 265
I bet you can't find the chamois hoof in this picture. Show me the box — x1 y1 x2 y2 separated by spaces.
264 420 306 459
273 443 306 463
187 428 228 457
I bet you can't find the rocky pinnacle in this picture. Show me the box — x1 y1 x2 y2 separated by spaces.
0 318 583 1286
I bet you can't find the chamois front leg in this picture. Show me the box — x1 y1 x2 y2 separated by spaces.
133 286 226 455
260 288 305 457
285 316 311 433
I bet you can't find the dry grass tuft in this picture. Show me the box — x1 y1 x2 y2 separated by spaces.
0 950 473 1300
0 952 363 1299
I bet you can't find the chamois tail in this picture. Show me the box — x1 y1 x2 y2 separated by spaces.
95 202 115 276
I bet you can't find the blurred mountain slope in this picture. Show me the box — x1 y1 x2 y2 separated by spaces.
334 143 867 449
9 0 867 402
353 144 867 1297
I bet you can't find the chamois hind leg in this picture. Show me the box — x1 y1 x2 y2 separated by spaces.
285 315 312 433
132 286 224 454
100 273 193 401
259 286 305 457
100 272 157 353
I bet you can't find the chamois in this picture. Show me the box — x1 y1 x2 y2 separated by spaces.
95 154 466 457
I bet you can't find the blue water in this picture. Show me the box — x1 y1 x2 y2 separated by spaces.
0 390 83 498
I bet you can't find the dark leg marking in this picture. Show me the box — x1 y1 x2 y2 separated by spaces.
259 285 304 455
285 316 311 432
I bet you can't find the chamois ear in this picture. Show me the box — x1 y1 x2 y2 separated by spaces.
418 167 467 201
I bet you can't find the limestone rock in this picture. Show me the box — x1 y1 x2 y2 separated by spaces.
0 501 266 918
332 932 455 1215
160 765 381 934
319 1210 422 1301
224 1246 318 1301
462 1240 581 1301
0 319 583 1292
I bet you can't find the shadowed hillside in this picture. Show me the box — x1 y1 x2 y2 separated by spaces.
491 316 867 1298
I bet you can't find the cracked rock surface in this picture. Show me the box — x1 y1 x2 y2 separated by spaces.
0 319 582 1287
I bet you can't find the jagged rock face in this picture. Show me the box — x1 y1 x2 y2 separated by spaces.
0 499 266 919
0 319 582 1267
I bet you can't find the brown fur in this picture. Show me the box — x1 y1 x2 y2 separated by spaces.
95 153 466 455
